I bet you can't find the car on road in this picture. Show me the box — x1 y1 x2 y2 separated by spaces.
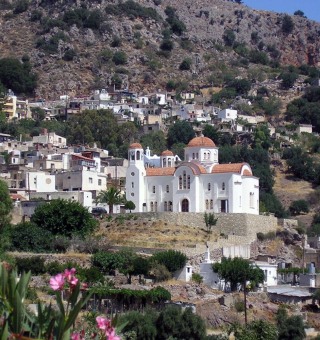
91 207 108 217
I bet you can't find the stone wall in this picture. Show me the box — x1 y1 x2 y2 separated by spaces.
133 212 278 238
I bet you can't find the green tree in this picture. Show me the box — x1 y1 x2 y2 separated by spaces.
0 179 12 254
140 131 167 155
0 58 37 95
213 257 264 292
124 200 136 213
282 15 294 34
233 319 278 340
204 212 218 233
31 107 46 121
203 124 219 144
294 10 306 18
96 186 124 214
289 200 309 216
276 306 306 340
279 71 298 89
10 221 55 253
151 250 187 273
31 198 97 238
167 120 194 148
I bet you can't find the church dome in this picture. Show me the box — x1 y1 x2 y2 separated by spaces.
129 143 143 149
187 136 215 147
161 150 174 156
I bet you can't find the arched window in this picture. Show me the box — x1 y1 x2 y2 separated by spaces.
150 201 154 212
163 158 166 167
182 199 189 212
187 175 191 189
179 175 182 190
222 182 225 190
204 152 207 160
192 153 195 159
136 150 140 160
183 171 187 189
168 158 172 167
130 152 135 160
169 201 173 211
210 199 214 209
164 201 168 211
205 199 209 210
155 201 158 212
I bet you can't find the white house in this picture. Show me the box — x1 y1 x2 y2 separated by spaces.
25 171 56 193
32 129 66 147
125 136 259 214
255 261 278 286
218 109 238 121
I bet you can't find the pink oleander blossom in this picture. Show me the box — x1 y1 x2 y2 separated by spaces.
49 273 65 291
71 332 85 340
64 268 78 288
96 316 111 331
106 329 121 340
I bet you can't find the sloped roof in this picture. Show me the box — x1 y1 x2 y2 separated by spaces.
146 167 176 176
161 150 174 156
212 163 252 175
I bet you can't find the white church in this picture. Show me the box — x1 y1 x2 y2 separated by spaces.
125 136 259 214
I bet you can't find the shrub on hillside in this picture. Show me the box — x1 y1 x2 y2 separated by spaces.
15 256 46 275
10 221 55 253
151 250 187 273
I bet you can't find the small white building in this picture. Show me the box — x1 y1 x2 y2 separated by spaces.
255 261 278 286
32 129 66 147
25 171 56 193
174 264 193 282
218 109 238 121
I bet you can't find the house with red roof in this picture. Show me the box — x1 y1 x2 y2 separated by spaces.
125 136 259 214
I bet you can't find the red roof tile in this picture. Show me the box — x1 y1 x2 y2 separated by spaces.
146 167 176 176
212 163 248 174
161 150 174 156
129 143 143 149
188 136 215 147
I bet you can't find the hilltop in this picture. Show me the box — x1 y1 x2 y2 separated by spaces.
0 0 319 98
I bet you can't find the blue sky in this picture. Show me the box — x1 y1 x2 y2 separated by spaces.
242 0 320 23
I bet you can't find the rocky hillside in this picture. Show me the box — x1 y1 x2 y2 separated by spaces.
0 0 319 98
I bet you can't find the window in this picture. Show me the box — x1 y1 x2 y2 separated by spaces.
204 152 207 159
166 185 169 193
98 179 102 186
222 182 225 190
208 183 211 191
89 177 93 184
131 182 134 188
187 175 190 189
250 192 254 208
152 186 155 193
205 199 209 210
164 201 168 211
136 151 140 160
183 171 186 189
169 201 173 211
168 158 172 167
192 153 195 159
210 199 213 209
163 158 166 167
155 201 158 212
130 152 134 160
179 175 182 190
150 202 154 212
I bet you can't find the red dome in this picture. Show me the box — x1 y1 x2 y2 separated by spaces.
187 136 215 147
129 143 143 149
161 150 174 156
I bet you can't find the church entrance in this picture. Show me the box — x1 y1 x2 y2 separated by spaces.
181 199 189 212
221 200 227 213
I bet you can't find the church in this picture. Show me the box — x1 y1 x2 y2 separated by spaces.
125 136 259 214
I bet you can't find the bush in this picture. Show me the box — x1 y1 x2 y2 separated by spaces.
289 200 309 216
249 50 269 65
99 49 113 63
234 299 245 312
151 250 187 273
160 39 173 51
282 15 294 34
179 58 192 70
112 51 127 65
13 0 28 14
10 221 55 253
223 29 236 47
111 36 122 47
31 198 98 238
30 9 42 22
15 256 46 275
192 273 203 284
63 49 76 61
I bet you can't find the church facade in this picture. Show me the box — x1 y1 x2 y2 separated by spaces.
125 136 259 214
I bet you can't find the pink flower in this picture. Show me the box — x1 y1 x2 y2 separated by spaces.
49 273 65 291
96 316 111 331
106 329 121 340
64 268 78 288
71 332 83 340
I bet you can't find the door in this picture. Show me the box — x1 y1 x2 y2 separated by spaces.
221 200 226 213
181 199 189 212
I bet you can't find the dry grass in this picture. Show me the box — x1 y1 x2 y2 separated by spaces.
97 217 208 248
